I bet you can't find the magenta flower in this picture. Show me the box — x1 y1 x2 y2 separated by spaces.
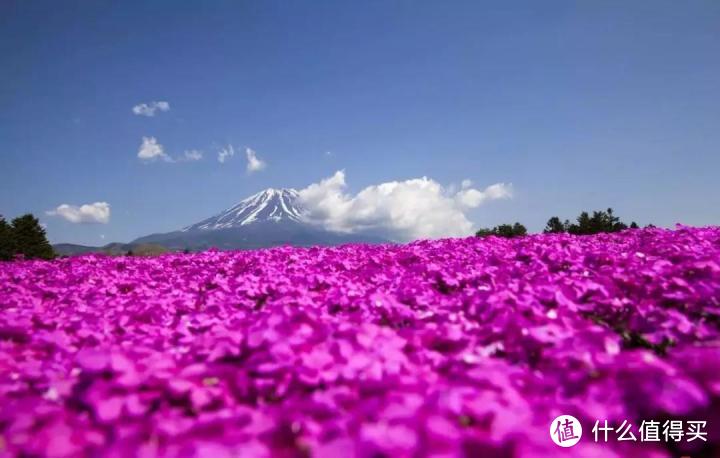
1 227 719 457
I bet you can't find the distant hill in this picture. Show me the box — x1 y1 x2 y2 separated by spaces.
53 243 169 257
53 243 104 256
55 188 388 255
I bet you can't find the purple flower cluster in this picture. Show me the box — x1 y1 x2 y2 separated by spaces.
1 227 719 457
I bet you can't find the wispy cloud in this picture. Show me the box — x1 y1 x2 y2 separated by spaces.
46 202 111 224
246 147 266 173
455 182 512 207
180 150 203 161
217 144 236 163
297 171 512 241
137 136 170 161
132 101 170 117
137 138 204 163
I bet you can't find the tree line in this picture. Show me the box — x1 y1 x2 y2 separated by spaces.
0 214 55 261
476 208 642 238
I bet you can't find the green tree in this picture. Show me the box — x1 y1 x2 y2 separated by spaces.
0 216 16 261
567 208 630 235
568 212 591 235
10 214 54 260
543 216 568 234
476 222 527 238
494 224 516 237
512 222 527 236
475 228 495 237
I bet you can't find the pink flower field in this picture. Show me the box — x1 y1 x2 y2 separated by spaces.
1 227 719 457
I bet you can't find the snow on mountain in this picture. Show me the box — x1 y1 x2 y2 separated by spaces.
182 188 303 232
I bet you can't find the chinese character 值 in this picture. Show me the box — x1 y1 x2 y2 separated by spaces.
555 418 580 443
640 420 661 442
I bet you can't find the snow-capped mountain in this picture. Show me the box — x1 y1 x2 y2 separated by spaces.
182 188 303 231
130 187 387 250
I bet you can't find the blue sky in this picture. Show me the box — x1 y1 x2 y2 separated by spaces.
1 1 719 244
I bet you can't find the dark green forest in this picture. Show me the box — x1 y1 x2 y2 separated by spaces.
476 208 641 239
0 214 55 261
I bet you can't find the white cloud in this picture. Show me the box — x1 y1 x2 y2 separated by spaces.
46 202 111 224
245 147 266 173
217 145 266 171
455 183 512 207
218 144 236 163
137 136 170 161
461 179 473 189
181 149 203 161
132 101 170 117
137 139 202 163
297 171 512 241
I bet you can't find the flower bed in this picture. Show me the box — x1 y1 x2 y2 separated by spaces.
1 227 719 457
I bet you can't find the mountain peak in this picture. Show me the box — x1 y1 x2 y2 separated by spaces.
182 187 303 232
250 187 298 198
131 186 389 249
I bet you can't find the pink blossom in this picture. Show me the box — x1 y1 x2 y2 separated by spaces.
0 227 719 457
